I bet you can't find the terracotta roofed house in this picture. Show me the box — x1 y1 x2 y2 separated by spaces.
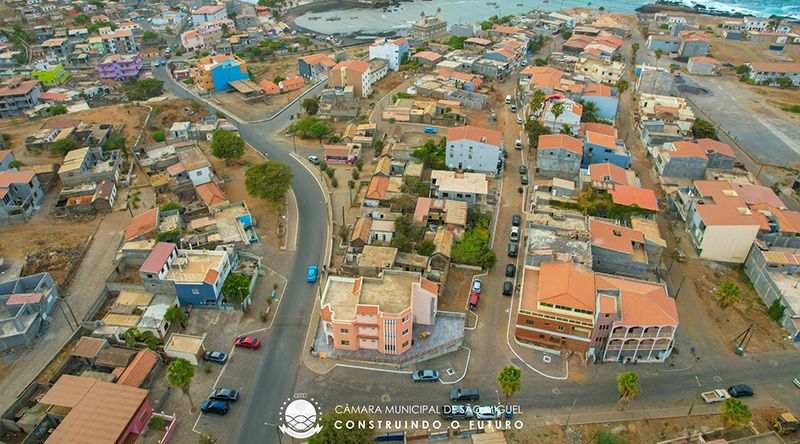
445 125 502 173
590 219 649 277
536 134 583 180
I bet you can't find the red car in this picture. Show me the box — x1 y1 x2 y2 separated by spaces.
234 336 261 350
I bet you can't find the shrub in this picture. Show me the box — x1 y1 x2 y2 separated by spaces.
152 131 166 142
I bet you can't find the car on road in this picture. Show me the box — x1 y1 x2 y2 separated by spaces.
450 387 480 402
308 155 320 165
502 281 513 296
794 378 800 389
514 139 522 149
412 369 439 382
203 351 228 364
505 264 516 277
517 116 524 124
727 384 754 398
519 165 527 175
510 226 519 242
234 336 261 350
441 405 473 420
474 405 500 420
512 214 521 226
471 279 482 294
520 174 529 185
510 104 516 112
307 265 318 283
201 399 229 415
507 243 518 257
210 388 240 402
423 127 437 134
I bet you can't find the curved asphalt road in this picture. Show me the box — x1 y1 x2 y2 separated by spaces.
153 66 328 444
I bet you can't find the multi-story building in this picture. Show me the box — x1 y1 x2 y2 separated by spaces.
646 35 680 52
536 134 583 180
191 5 227 25
101 29 138 54
582 130 630 168
328 60 372 97
180 30 205 51
572 83 619 121
515 262 678 362
430 170 489 209
574 57 625 84
742 16 770 32
140 242 235 306
687 56 720 75
0 78 42 118
410 12 448 41
40 37 70 63
751 203 800 249
678 30 710 58
0 272 58 351
744 244 800 344
444 125 502 173
589 219 650 277
541 98 582 135
519 66 564 94
31 62 69 85
0 171 46 224
369 37 409 71
192 54 249 93
96 53 143 82
320 270 438 355
59 146 122 187
746 62 800 86
655 138 736 180
639 94 696 133
297 53 337 80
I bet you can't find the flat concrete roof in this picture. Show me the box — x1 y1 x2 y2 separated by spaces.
322 271 419 321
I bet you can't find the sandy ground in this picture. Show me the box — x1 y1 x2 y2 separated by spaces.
439 267 476 313
144 98 210 144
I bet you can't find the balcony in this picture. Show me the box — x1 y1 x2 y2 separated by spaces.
609 330 672 340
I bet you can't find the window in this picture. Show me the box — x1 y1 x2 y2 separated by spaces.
341 340 349 346
402 328 409 336
402 341 409 347
192 289 200 294
384 344 395 352
147 273 154 279
402 316 409 322
557 325 565 331
340 328 349 334
196 171 203 176
525 319 534 325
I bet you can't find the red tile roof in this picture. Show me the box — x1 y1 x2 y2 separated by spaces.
590 219 645 254
446 125 502 147
537 134 583 155
366 176 390 200
124 208 158 241
140 242 176 274
116 348 158 387
195 182 227 207
609 186 659 211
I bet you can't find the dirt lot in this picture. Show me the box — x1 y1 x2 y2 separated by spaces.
144 98 209 144
439 267 477 312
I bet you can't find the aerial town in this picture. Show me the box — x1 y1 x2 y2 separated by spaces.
0 0 798 442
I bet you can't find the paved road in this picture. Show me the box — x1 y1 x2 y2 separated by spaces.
153 66 329 444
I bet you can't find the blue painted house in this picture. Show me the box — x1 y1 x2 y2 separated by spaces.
193 54 250 94
582 130 630 169
579 83 619 121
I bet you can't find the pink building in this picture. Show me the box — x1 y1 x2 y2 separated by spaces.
96 53 142 82
320 270 438 355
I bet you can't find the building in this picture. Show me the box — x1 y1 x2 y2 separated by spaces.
39 375 152 444
746 62 800 86
279 75 304 92
646 35 680 52
515 262 677 362
742 16 770 32
410 12 448 41
320 270 438 355
656 138 736 180
0 78 42 118
430 170 489 208
536 134 583 180
139 242 236 306
609 185 659 213
574 83 619 121
686 57 719 75
751 203 800 249
31 62 69 85
369 37 409 71
40 38 70 63
0 171 46 224
542 98 582 135
173 145 212 186
59 146 121 187
180 30 204 51
744 244 800 343
412 197 468 232
574 57 625 84
101 30 137 54
0 272 58 351
192 54 249 93
639 94 696 133
96 53 143 82
297 53 337 80
323 143 360 164
445 125 502 173
678 30 709 58
519 66 564 94
328 60 372 97
582 130 630 169
192 5 227 25
589 219 649 277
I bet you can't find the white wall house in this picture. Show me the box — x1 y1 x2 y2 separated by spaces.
445 125 502 173
368 37 409 71
191 5 227 25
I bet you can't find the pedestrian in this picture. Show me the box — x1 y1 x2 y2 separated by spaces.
691 345 696 355
633 358 637 366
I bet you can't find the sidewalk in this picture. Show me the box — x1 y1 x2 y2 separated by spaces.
527 404 723 427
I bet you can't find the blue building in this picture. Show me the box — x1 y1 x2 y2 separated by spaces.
573 83 619 121
194 54 250 93
582 131 630 169
0 272 59 351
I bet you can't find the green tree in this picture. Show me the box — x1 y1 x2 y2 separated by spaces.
160 201 183 213
669 63 679 73
8 160 21 170
736 64 752 76
580 100 600 123
481 21 493 30
103 135 125 151
308 410 375 444
529 88 546 115
596 430 630 444
245 161 293 202
775 76 793 88
273 75 285 84
73 13 90 24
164 305 188 329
766 299 786 323
715 281 740 307
692 119 718 140
549 101 564 131
451 215 495 268
631 42 640 55
415 239 435 256
390 194 417 215
412 138 446 169
290 117 331 140
720 398 752 430
142 30 158 40
400 176 429 197
166 358 196 409
50 137 78 155
121 78 164 101
559 124 572 135
446 35 468 49
49 105 68 115
152 131 166 142
302 97 319 115
497 365 522 401
210 129 245 164
525 119 551 148
616 372 641 407
560 30 572 39
222 273 251 303
616 79 629 94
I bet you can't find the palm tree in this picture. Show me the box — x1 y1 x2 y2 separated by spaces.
549 101 564 131
167 358 196 410
580 100 599 123
164 305 188 329
716 281 741 307
497 365 522 402
721 399 752 430
652 50 664 93
616 79 629 94
530 88 546 116
616 372 641 408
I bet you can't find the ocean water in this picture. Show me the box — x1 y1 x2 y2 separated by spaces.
293 0 798 35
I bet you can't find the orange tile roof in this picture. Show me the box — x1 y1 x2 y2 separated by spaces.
465 37 491 45
260 80 279 95
590 219 645 254
413 50 442 62
581 122 618 138
538 262 596 312
299 53 336 68
420 278 438 295
333 59 370 74
586 131 617 149
590 162 630 186
582 83 614 97
749 62 800 73
609 186 659 212
596 274 676 326
281 75 304 90
537 134 583 155
116 349 159 387
204 269 219 285
0 171 35 187
366 176 389 200
446 125 502 147
71 337 106 359
124 208 158 241
492 26 521 34
195 182 227 207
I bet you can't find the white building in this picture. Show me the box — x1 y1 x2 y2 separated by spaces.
541 99 583 135
742 16 769 32
191 5 227 25
746 62 800 86
445 125 503 173
368 37 409 71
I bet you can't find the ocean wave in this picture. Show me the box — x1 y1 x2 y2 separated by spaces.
670 0 799 18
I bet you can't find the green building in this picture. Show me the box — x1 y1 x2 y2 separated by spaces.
31 63 69 85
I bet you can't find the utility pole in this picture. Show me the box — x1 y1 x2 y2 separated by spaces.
673 275 687 300
687 376 702 417
565 399 577 428
292 133 297 154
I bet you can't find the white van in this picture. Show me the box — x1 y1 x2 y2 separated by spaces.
505 95 512 104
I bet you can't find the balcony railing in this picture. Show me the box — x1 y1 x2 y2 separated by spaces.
609 331 673 340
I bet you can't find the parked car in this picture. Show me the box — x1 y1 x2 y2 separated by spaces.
517 116 524 124
727 385 754 398
505 264 516 277
507 243 518 257
471 279 482 294
412 370 439 382
203 351 228 364
308 155 320 165
520 174 529 185
201 399 229 415
468 291 479 310
794 378 800 389
234 336 261 350
502 281 513 296
450 387 480 402
474 405 500 420
423 127 437 134
510 104 517 112
519 165 527 175
510 226 519 242
210 388 240 402
307 265 318 283
441 405 473 420
512 214 521 226
521 60 528 66
514 139 522 149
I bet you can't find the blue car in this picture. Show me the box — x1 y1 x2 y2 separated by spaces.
423 127 437 134
201 399 229 415
307 265 318 283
